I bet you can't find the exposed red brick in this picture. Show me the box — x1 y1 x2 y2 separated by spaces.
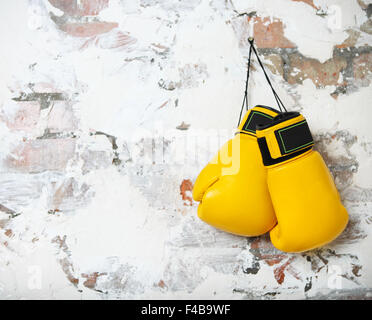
274 262 287 284
249 17 296 49
250 237 268 250
52 235 68 251
4 229 13 237
82 272 106 289
6 139 76 173
80 30 137 50
287 54 347 87
265 54 284 76
250 237 287 266
158 280 166 288
111 31 137 49
291 0 319 10
2 101 40 132
336 30 360 49
274 257 295 285
180 179 193 206
99 31 137 49
48 0 109 16
51 235 80 286
353 53 372 80
60 21 118 37
59 257 79 285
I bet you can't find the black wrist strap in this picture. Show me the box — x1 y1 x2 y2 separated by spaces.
237 38 287 126
256 112 314 166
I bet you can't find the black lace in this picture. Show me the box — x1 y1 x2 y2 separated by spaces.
237 38 287 126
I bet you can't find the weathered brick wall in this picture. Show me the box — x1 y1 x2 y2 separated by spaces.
0 0 371 299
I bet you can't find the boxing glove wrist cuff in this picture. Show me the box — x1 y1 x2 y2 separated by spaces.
236 105 279 137
256 112 314 166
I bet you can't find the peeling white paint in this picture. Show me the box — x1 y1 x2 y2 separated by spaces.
0 0 371 299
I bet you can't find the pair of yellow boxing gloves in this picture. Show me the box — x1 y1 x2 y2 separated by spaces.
192 105 349 253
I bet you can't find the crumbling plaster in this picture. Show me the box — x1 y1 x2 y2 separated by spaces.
0 0 372 299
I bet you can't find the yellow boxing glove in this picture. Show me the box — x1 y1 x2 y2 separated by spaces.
256 112 349 252
192 105 279 236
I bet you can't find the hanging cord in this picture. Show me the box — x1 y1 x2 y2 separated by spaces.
249 38 287 112
237 37 287 126
237 44 253 126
